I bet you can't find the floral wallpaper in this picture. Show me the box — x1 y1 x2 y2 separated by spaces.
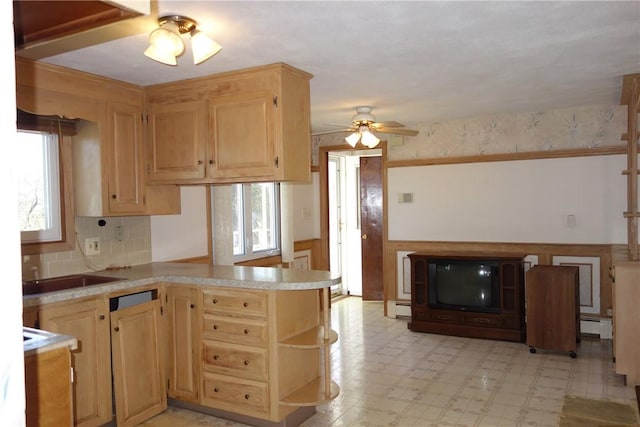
312 104 627 165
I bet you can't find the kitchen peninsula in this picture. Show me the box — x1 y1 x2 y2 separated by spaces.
23 263 340 427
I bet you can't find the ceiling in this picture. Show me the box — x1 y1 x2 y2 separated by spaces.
35 1 640 134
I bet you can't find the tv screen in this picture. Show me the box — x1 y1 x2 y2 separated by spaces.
428 259 500 313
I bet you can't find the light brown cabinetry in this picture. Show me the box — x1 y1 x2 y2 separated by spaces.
39 297 112 427
525 265 580 357
25 346 74 427
199 287 338 422
111 299 167 426
15 57 180 216
165 285 201 402
612 261 640 385
145 63 312 184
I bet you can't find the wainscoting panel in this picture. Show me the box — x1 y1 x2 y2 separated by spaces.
552 255 600 315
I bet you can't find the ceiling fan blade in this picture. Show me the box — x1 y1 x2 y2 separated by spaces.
311 128 352 136
371 120 404 128
375 127 419 136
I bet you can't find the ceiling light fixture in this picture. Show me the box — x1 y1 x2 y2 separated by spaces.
345 124 381 148
144 15 222 66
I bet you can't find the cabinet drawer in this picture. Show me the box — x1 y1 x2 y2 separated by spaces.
202 314 268 346
203 341 268 381
429 311 463 323
202 289 267 317
201 372 268 416
464 314 503 327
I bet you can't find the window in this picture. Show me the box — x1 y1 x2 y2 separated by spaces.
17 130 62 243
232 183 280 261
16 109 76 254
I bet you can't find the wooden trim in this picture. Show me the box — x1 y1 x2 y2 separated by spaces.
235 255 283 267
387 145 628 168
21 135 75 255
205 186 213 263
310 165 319 173
172 256 212 265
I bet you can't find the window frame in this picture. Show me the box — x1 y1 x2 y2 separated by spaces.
18 113 76 255
232 182 281 263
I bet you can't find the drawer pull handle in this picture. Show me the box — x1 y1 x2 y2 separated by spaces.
244 360 249 366
244 329 250 334
244 394 250 400
214 387 219 393
213 298 218 304
213 355 219 360
243 302 248 307
213 325 219 330
190 304 195 309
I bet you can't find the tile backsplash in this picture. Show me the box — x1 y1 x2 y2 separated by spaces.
22 216 151 280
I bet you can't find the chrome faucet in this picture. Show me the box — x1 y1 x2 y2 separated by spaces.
30 265 39 281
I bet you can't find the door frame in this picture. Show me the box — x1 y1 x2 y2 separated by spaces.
319 142 389 314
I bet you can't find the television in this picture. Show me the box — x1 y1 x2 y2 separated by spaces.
428 258 500 314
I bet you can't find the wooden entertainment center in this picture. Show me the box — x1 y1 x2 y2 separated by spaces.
408 254 526 342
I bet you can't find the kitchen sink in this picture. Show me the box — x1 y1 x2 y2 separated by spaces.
22 274 121 295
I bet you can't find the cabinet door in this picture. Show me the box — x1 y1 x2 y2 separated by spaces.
165 286 200 402
147 100 206 182
111 299 167 427
39 298 112 427
107 101 145 214
208 91 277 180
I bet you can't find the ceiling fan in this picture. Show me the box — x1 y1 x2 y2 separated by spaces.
313 106 419 148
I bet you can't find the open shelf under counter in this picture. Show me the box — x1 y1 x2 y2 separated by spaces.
279 377 340 407
279 326 338 349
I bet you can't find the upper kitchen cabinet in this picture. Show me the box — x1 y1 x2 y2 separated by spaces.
15 58 181 216
145 63 313 184
14 0 152 60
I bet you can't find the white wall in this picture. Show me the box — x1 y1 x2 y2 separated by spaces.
150 186 209 261
388 155 628 244
291 172 320 240
2 0 26 422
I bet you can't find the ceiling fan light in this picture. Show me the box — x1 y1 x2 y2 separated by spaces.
191 30 222 65
345 132 360 147
144 45 178 65
361 130 380 148
148 22 184 56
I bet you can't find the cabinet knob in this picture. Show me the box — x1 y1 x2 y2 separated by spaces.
111 194 117 199
213 355 219 360
213 324 219 330
214 387 219 393
244 329 249 335
198 160 203 165
244 360 249 366
190 304 195 309
114 326 120 332
209 159 215 165
244 394 250 400
99 314 105 320
213 298 218 304
243 302 248 307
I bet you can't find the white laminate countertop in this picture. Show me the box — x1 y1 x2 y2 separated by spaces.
23 327 77 356
23 262 341 307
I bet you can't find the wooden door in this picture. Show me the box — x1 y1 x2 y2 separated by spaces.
146 99 206 182
111 299 166 427
208 91 277 180
107 101 145 214
165 286 200 402
39 298 112 427
360 156 384 300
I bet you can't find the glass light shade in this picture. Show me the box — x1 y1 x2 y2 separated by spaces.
144 45 177 65
191 30 222 64
361 130 380 148
145 22 184 65
345 132 361 147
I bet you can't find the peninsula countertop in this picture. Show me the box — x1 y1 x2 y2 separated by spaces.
23 262 342 307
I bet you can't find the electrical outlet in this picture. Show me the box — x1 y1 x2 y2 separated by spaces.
115 225 123 242
85 237 101 256
606 308 613 317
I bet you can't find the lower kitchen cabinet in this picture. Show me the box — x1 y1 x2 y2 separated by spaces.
39 297 112 427
111 298 167 427
165 285 201 402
